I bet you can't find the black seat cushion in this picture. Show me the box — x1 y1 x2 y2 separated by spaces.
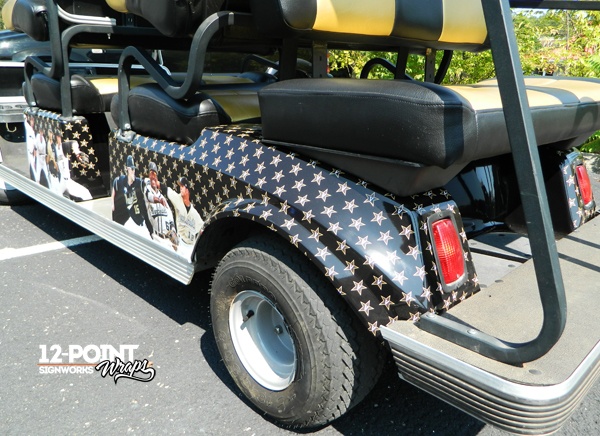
9 0 48 41
124 0 225 37
30 73 112 114
111 83 229 145
259 77 600 168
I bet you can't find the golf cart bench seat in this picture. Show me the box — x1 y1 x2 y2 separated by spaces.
252 0 600 194
110 81 266 145
259 76 600 169
26 71 267 145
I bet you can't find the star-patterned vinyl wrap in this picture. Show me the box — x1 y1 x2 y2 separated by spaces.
25 108 102 193
555 150 596 230
109 125 480 335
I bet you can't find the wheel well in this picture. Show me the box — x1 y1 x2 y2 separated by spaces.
194 217 269 271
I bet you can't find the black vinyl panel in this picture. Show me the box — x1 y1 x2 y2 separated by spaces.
392 0 444 41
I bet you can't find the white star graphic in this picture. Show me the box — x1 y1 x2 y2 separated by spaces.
328 222 342 235
344 260 358 274
296 195 310 206
351 280 367 295
350 217 365 231
272 171 284 182
414 266 427 280
322 206 336 218
421 286 432 301
290 234 302 247
312 172 325 185
309 228 323 242
379 295 393 310
409 312 421 322
364 192 378 206
282 218 297 230
255 162 266 174
407 245 421 259
401 292 415 306
274 186 287 196
357 235 371 250
368 321 379 334
290 163 302 176
280 200 290 214
317 189 331 202
371 211 386 225
378 231 394 245
336 240 349 255
302 209 315 223
325 265 338 280
359 300 374 316
400 225 414 239
260 210 273 221
343 200 358 213
293 179 306 191
372 275 387 289
316 247 330 260
337 182 350 195
271 155 282 167
392 270 408 285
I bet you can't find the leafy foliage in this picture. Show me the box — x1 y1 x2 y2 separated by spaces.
330 10 600 85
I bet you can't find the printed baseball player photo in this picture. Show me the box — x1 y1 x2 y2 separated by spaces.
167 176 204 260
46 128 93 201
143 162 178 252
110 157 203 260
111 155 153 238
24 116 93 201
25 113 50 188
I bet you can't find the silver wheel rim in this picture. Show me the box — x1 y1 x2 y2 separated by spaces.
229 290 297 391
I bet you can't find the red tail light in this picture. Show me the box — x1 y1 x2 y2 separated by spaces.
576 165 593 206
432 218 465 286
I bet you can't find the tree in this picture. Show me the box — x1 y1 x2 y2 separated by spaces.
0 0 5 30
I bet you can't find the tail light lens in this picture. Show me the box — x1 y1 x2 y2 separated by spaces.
575 164 593 206
431 218 465 287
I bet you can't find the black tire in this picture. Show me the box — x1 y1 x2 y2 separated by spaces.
0 182 29 205
210 234 385 428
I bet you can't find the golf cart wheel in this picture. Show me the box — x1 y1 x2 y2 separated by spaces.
210 234 384 428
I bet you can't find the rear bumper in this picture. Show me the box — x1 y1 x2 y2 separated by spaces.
0 96 27 123
381 325 600 435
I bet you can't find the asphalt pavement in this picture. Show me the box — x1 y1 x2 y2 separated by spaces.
1 201 599 435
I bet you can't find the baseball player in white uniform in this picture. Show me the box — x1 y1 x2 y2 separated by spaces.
167 177 203 259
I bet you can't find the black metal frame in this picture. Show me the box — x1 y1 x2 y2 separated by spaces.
116 11 254 133
23 0 178 117
419 0 600 364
